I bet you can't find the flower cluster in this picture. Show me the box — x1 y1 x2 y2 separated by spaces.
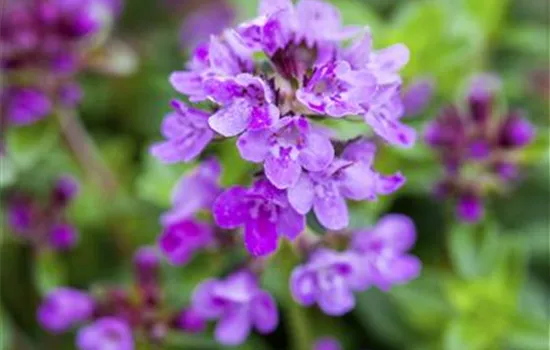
6 175 80 250
425 74 535 222
0 0 120 127
38 247 207 349
291 214 420 316
153 0 415 257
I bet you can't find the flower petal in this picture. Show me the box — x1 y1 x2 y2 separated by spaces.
265 154 302 189
244 213 278 256
250 291 278 334
208 99 252 137
299 130 334 172
313 191 349 230
237 130 271 162
213 187 249 228
277 206 305 240
287 173 315 214
214 308 251 346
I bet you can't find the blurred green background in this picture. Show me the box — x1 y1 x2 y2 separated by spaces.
1 0 548 349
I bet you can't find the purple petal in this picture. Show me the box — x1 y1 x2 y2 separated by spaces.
248 104 280 131
402 78 434 117
277 206 305 240
290 266 316 306
208 99 252 137
250 291 278 334
213 187 249 228
456 194 484 223
191 280 225 319
339 163 377 201
314 337 342 350
317 286 355 316
237 130 271 162
287 173 315 214
169 71 206 101
244 214 278 256
364 109 416 148
265 154 302 189
376 172 406 195
341 139 377 165
258 0 293 15
214 308 251 346
384 255 422 285
49 223 78 250
299 130 334 172
313 191 349 230
374 214 417 252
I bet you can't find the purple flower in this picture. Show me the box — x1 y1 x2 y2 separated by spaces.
237 115 334 189
362 84 417 148
191 270 278 345
297 61 376 117
498 112 535 148
456 193 484 223
6 198 34 232
76 317 134 350
174 308 207 333
49 223 78 250
161 158 221 224
52 175 80 207
402 77 434 117
38 288 94 333
287 139 405 230
150 100 215 164
213 178 305 256
134 246 160 286
159 219 214 266
351 214 421 291
170 30 253 102
3 88 52 126
290 249 365 316
314 337 342 350
205 74 280 137
180 1 235 49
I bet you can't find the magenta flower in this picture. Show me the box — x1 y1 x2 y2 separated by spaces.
213 178 305 256
170 30 253 102
237 115 334 189
351 214 421 291
297 61 376 117
314 337 342 350
425 74 535 222
174 308 207 333
191 270 278 345
52 175 80 207
287 139 405 230
76 317 134 350
158 219 214 266
161 158 222 225
38 288 94 333
2 88 52 126
150 100 215 164
49 223 78 250
290 249 365 316
205 74 280 136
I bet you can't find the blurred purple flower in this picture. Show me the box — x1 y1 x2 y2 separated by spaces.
174 308 207 333
314 337 342 350
49 223 78 250
287 139 405 230
213 178 305 256
52 175 80 207
38 288 94 333
161 158 222 225
402 77 434 117
150 100 215 164
2 88 52 126
425 74 535 222
237 115 334 189
290 249 365 316
180 0 235 50
133 246 160 287
76 317 134 350
158 219 214 265
191 270 278 345
351 214 421 291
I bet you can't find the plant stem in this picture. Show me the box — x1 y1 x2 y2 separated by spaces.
56 108 118 193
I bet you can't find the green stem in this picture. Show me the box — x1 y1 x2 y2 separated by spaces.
55 108 118 193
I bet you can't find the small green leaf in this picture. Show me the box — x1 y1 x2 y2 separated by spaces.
6 119 59 171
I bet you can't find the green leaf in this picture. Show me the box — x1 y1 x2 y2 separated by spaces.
462 0 509 38
6 119 59 171
0 156 17 189
35 251 66 295
136 153 192 208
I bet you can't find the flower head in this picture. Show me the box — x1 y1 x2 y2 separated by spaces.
425 74 535 222
38 288 94 333
314 337 342 350
351 214 421 291
213 178 305 256
191 270 278 345
76 317 134 350
290 249 365 316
